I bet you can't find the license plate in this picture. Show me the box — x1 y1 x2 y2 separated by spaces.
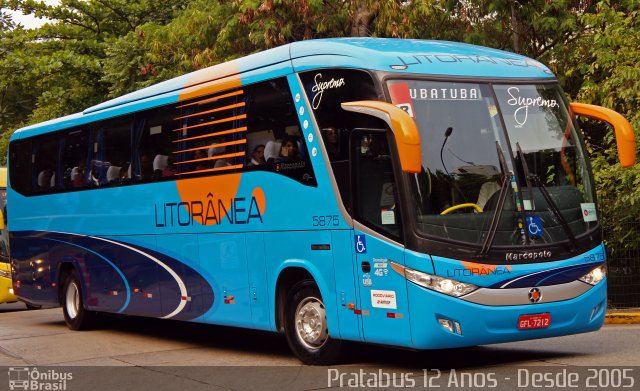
518 313 551 330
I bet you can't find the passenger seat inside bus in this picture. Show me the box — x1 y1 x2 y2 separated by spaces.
37 169 53 190
106 166 121 183
264 140 281 162
153 155 168 178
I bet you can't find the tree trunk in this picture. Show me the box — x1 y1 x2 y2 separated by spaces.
511 2 521 52
351 3 379 37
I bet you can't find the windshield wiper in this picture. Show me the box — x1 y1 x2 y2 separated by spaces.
516 143 535 212
526 175 578 251
515 143 578 252
477 141 511 259
515 142 534 245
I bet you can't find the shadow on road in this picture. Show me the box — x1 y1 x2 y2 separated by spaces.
49 313 587 368
0 302 30 313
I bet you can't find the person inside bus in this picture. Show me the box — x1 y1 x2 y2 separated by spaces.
476 179 502 210
71 159 87 188
162 155 177 177
214 157 232 168
268 135 299 163
140 154 154 181
248 144 266 165
119 165 129 181
322 127 341 159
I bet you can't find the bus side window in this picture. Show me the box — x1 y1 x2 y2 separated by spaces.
172 87 246 176
9 139 32 196
135 107 176 182
31 134 58 194
244 78 316 186
352 130 402 241
61 128 90 190
92 116 132 187
300 69 380 210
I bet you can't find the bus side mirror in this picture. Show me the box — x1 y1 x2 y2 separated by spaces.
0 210 4 230
570 102 637 168
341 101 422 173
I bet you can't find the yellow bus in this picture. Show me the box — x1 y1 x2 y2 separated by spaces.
0 167 17 304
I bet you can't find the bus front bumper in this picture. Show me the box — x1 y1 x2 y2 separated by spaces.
407 278 606 349
0 276 17 303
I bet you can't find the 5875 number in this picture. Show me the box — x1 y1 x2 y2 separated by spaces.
312 215 340 227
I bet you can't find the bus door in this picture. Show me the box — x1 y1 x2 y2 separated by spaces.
351 129 413 347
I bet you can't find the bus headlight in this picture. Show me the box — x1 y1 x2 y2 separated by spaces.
579 264 607 285
391 262 478 297
0 269 11 279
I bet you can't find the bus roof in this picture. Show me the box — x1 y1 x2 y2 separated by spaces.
11 38 554 140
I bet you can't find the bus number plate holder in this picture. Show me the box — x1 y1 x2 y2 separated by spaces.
518 313 551 330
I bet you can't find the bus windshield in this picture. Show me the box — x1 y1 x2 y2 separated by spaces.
387 80 597 248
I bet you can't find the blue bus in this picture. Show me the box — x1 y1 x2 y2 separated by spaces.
7 38 636 364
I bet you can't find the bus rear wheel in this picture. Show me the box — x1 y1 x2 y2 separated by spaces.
62 271 95 330
284 280 342 365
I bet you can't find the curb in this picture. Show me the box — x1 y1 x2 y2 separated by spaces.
605 310 640 325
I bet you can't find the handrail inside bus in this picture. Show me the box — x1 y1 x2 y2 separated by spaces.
570 102 637 168
341 101 422 173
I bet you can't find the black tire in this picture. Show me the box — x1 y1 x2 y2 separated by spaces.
62 270 95 330
284 280 342 365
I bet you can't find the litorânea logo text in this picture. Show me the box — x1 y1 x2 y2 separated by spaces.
8 367 73 391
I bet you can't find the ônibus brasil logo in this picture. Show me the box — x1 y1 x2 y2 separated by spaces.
8 367 73 391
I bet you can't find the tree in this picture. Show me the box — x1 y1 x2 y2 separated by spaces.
573 0 640 249
0 0 189 163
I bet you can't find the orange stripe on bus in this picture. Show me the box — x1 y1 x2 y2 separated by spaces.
174 102 246 121
178 75 242 102
177 164 243 176
174 139 246 154
176 90 244 109
175 152 245 165
173 127 247 144
172 114 247 132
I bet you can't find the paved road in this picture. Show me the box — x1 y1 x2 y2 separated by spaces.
1 302 638 390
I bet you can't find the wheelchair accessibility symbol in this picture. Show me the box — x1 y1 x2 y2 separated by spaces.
355 235 367 254
527 216 543 237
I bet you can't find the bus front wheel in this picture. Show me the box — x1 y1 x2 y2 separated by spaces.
284 280 342 365
62 271 95 330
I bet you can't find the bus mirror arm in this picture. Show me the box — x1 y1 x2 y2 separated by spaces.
570 102 636 168
341 101 422 173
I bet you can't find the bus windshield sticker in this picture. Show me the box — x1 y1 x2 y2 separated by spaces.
388 82 415 118
311 73 346 109
526 216 543 237
505 86 558 128
381 209 395 225
581 203 597 222
409 87 481 101
355 234 367 254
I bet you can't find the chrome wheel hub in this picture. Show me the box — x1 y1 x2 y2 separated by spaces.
295 297 328 349
66 282 79 319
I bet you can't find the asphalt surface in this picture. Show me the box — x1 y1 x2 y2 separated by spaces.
0 302 638 390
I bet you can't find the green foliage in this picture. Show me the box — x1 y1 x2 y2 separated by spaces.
102 0 249 97
0 0 189 163
573 0 640 250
